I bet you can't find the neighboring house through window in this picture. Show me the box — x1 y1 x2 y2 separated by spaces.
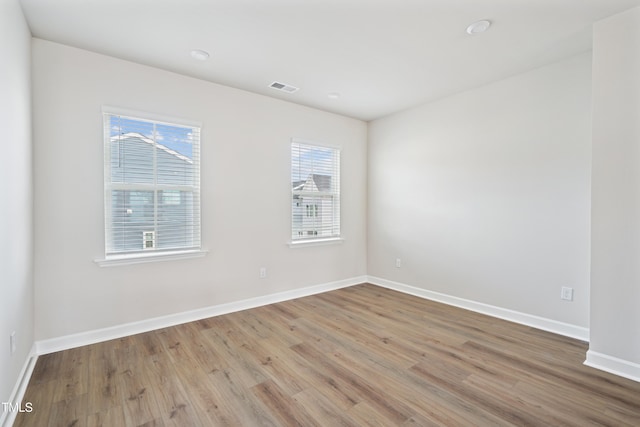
103 108 201 258
291 140 340 241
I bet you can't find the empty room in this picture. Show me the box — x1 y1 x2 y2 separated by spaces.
2 0 640 425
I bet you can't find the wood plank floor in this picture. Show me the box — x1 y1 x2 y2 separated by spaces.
13 283 640 426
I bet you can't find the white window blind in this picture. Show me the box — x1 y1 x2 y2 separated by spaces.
103 111 201 257
291 140 340 241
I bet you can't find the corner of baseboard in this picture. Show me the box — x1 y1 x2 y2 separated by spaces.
585 350 640 383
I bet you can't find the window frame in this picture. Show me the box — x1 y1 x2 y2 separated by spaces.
96 106 205 266
290 138 342 247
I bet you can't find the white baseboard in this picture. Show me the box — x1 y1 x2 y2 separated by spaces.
367 276 590 342
35 276 367 356
585 350 640 383
0 344 38 427
16 274 640 415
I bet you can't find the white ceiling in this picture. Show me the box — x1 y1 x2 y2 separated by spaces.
18 0 640 121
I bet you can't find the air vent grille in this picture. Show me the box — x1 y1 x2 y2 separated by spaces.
270 81 299 93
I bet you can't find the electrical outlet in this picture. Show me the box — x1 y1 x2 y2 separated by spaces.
561 287 574 301
395 258 402 268
10 331 16 355
259 267 267 279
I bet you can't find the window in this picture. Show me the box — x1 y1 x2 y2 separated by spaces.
306 204 319 217
103 109 201 258
291 140 340 241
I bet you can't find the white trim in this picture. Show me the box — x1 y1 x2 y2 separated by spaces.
94 249 208 267
0 344 38 427
585 350 640 383
102 105 202 129
34 276 366 355
367 276 590 342
288 237 344 248
291 137 342 151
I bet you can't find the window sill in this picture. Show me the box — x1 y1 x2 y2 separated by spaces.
94 249 208 267
288 237 344 248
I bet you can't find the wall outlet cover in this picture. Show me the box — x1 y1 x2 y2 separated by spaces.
561 287 574 301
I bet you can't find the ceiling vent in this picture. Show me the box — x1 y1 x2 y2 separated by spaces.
269 81 299 93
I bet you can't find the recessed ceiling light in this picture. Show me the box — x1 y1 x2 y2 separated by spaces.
466 20 491 35
327 92 341 99
190 49 210 61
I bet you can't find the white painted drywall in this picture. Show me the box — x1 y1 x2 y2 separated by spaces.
0 0 34 406
368 53 592 328
32 39 367 340
590 7 640 366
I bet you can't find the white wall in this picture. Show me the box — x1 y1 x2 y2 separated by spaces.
368 53 592 329
32 39 367 341
589 6 640 379
0 0 34 407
